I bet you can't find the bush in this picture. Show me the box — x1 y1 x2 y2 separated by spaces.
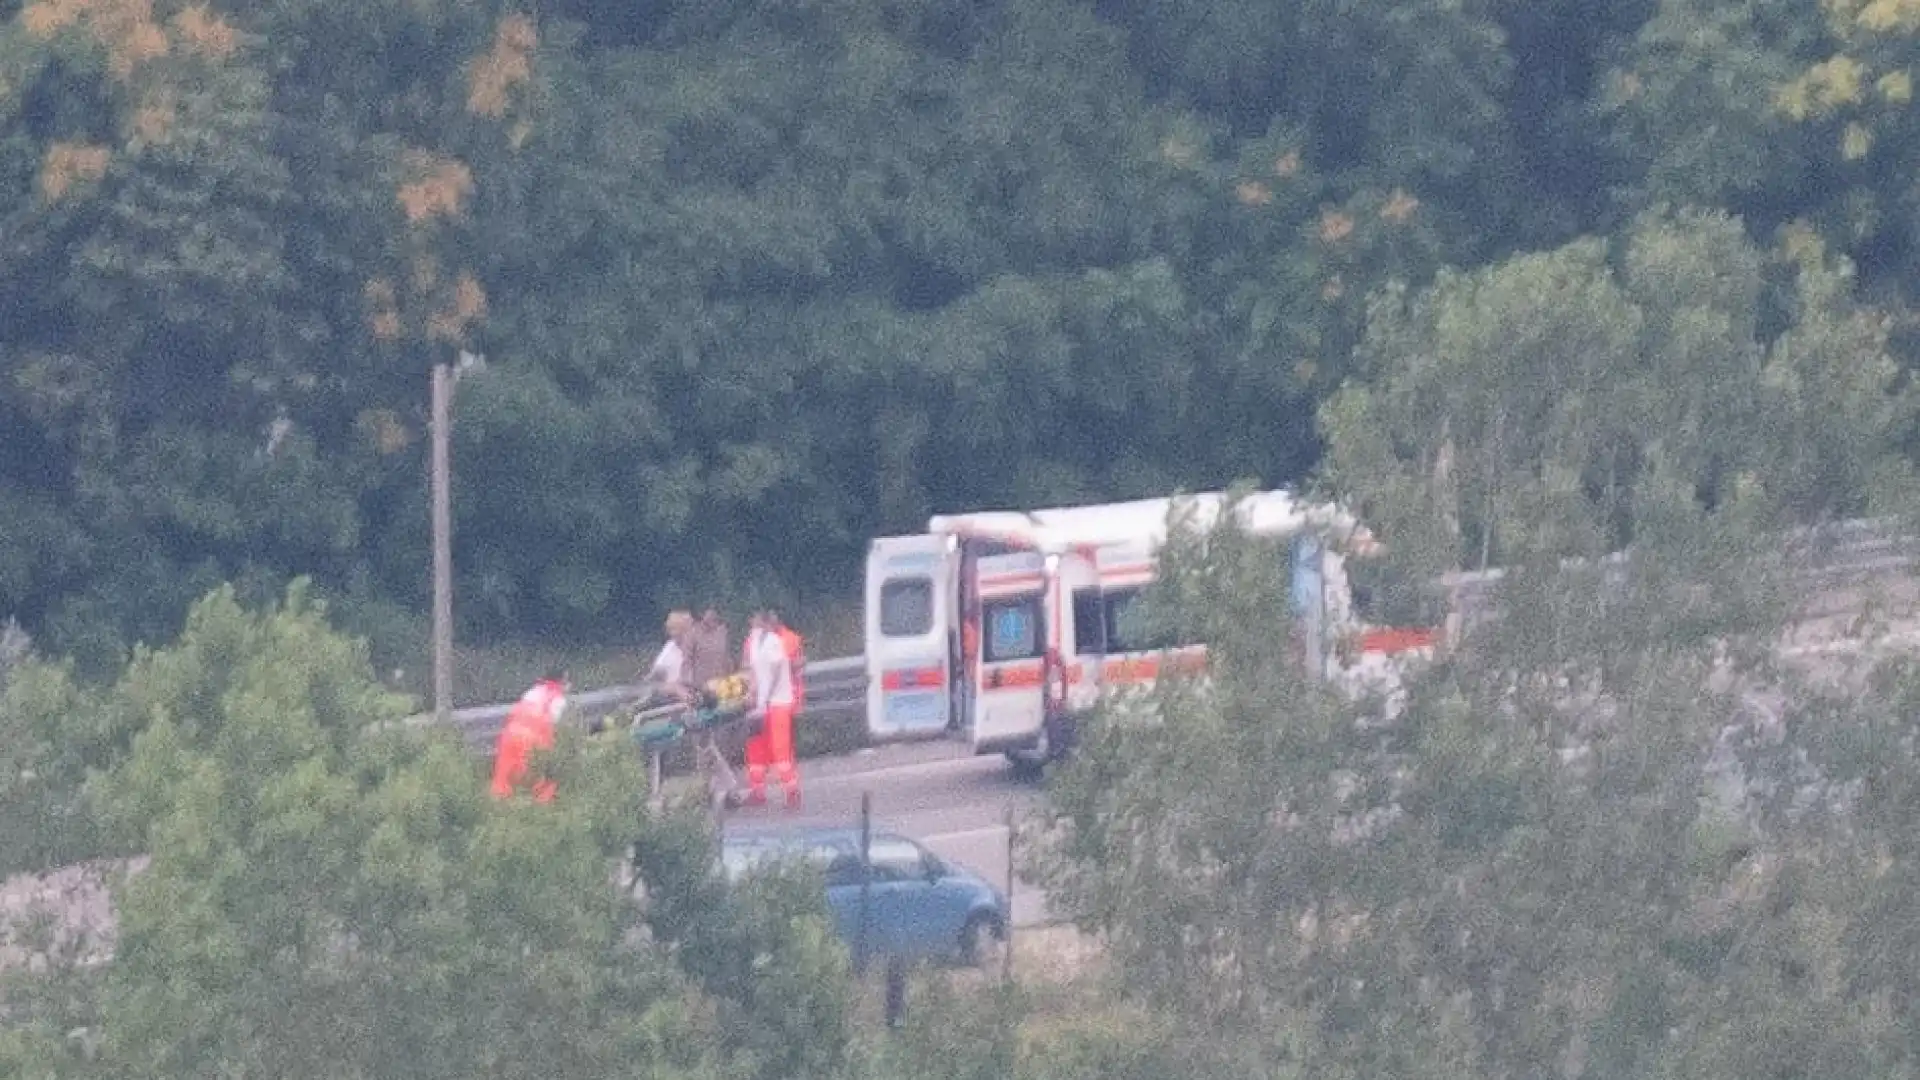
0 579 864 1080
0 655 124 877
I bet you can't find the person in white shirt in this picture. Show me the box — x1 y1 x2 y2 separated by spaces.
646 611 694 701
742 609 800 808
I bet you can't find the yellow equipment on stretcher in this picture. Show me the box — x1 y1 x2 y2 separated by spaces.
629 673 755 750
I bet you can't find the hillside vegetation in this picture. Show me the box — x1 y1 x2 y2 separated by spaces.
10 0 1920 674
10 3 1920 1075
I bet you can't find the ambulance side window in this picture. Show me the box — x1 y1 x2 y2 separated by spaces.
879 577 934 637
1103 588 1196 652
982 596 1044 663
1072 590 1105 653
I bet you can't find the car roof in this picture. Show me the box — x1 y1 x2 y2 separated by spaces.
721 824 913 848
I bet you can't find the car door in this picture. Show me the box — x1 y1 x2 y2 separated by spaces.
866 836 982 959
820 846 869 947
921 849 993 954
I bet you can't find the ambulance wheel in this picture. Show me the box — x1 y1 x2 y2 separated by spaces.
1005 751 1046 783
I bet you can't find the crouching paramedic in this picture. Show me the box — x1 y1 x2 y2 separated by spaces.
491 667 569 802
744 610 800 808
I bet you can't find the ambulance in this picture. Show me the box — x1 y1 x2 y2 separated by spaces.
861 489 1441 775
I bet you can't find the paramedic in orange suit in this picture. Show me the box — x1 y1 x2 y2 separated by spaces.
491 667 569 802
744 609 801 809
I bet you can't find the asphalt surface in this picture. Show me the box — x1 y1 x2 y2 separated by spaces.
719 739 1056 928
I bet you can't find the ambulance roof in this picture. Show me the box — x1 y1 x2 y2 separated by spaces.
927 490 1371 554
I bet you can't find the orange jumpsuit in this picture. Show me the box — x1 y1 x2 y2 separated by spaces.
490 679 566 802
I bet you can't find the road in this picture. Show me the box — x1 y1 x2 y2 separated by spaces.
722 739 1055 928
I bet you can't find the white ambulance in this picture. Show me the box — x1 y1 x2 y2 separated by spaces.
861 489 1440 775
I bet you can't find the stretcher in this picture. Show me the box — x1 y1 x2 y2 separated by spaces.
626 675 761 814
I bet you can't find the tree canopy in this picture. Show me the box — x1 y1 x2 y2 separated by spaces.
15 2 1920 1071
10 0 1920 677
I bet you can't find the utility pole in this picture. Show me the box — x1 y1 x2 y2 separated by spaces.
431 361 454 726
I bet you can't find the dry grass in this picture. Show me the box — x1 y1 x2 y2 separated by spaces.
407 598 864 710
448 642 636 705
846 924 1125 1039
849 924 1103 1014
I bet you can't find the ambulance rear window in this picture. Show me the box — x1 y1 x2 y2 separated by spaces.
983 596 1044 662
879 577 934 636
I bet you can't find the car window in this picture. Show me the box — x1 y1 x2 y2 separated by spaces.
722 840 840 882
865 837 929 883
823 853 865 888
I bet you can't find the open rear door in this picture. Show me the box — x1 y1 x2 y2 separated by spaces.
967 548 1050 753
865 535 953 742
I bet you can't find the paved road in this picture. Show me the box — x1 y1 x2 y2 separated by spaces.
719 739 1056 927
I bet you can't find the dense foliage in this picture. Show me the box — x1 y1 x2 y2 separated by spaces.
11 0 1920 676
12 0 1920 1074
1009 206 1920 1075
0 583 866 1079
1026 512 1920 1072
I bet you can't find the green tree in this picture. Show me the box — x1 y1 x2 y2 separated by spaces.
1030 207 1920 1076
1318 208 1916 626
0 580 854 1079
1601 0 1828 233
2 0 1639 663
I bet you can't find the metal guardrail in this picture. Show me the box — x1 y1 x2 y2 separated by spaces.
416 517 1920 753
1442 516 1920 622
412 655 869 755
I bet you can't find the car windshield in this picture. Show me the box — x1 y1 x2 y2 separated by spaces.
720 839 839 882
865 836 928 880
720 833 937 884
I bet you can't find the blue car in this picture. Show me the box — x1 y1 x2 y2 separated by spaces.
720 825 1009 966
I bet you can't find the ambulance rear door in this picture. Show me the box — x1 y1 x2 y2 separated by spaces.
865 535 953 742
968 549 1049 753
